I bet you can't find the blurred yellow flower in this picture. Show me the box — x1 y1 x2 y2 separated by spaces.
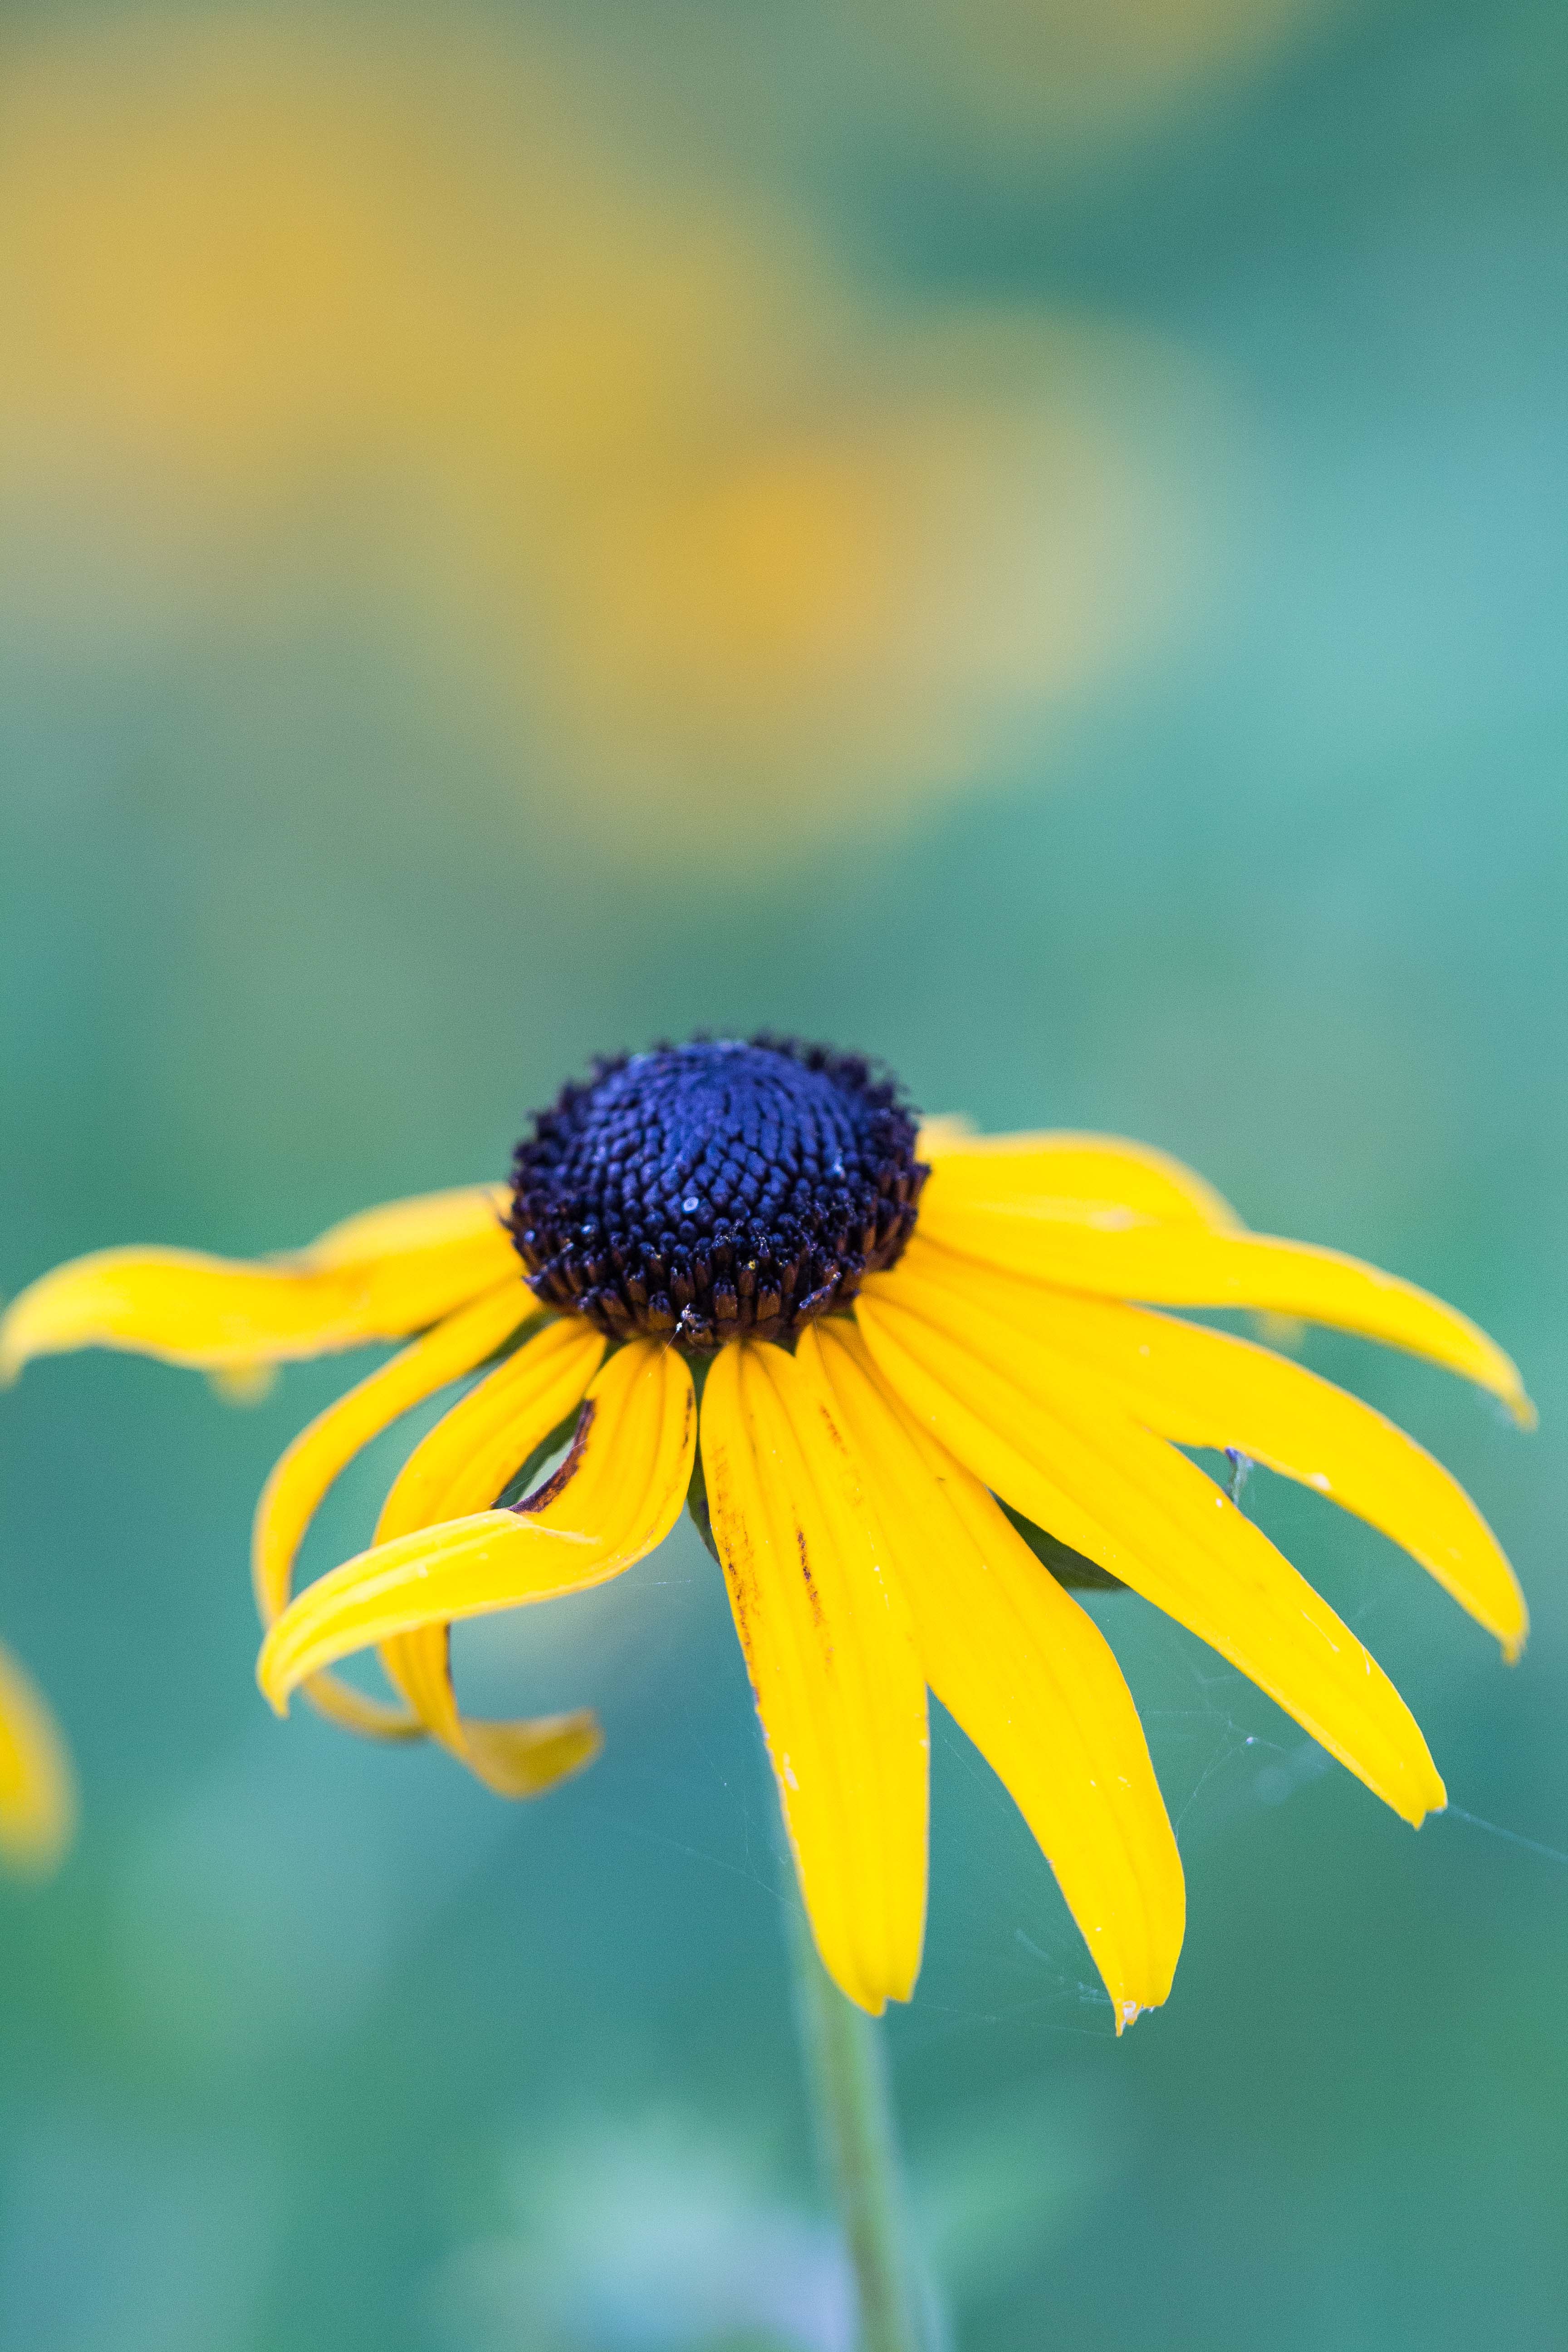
0 1642 74 1874
1 1039 1529 2017
0 17 1214 848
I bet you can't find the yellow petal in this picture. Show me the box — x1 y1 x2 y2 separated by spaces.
0 1185 520 1379
250 1279 541 1739
0 1643 74 1873
916 1114 977 1155
301 1185 510 1268
857 1284 1446 1826
457 1709 605 1796
903 1242 1527 1658
207 1362 279 1406
922 1130 1239 1227
799 1320 1183 2026
253 1282 543 1628
915 1196 1531 1421
372 1622 603 1798
258 1338 694 1709
371 1318 605 1548
370 1316 609 1795
700 1340 928 2014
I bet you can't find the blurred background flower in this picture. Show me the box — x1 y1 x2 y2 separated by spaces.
0 14 1220 852
0 1642 74 1873
1 0 1565 2347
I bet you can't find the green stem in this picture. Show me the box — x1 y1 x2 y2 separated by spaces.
786 1902 929 2352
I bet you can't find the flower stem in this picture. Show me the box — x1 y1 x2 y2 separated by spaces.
786 1901 930 2352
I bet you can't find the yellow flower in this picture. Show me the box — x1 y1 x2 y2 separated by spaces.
0 1641 74 1874
0 18 1204 856
0 1040 1529 2019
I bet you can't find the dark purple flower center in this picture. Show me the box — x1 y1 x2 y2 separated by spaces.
508 1036 927 1350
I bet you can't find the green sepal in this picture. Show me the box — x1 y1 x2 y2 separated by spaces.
996 1499 1126 1592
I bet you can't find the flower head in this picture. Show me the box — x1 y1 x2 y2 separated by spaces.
1 1035 1529 2018
510 1038 925 1348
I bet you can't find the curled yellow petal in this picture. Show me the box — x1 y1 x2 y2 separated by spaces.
858 1283 1446 1827
916 1196 1531 1421
252 1281 542 1629
258 1514 598 1705
903 1242 1527 1658
372 1623 603 1798
700 1340 928 2015
922 1129 1239 1227
799 1320 1183 2027
371 1318 605 1548
371 1316 609 1797
0 1643 74 1874
250 1279 541 1740
0 1184 519 1380
456 1709 604 1796
259 1338 694 1713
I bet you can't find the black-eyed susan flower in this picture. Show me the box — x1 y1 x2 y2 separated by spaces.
0 1038 1529 2020
0 1641 74 1873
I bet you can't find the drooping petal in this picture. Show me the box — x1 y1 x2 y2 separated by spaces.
0 1643 74 1873
258 1338 694 1711
921 1130 1239 1228
798 1321 1183 2027
370 1622 603 1798
370 1317 610 1797
0 1248 383 1377
250 1279 544 1739
700 1340 928 2014
0 1185 520 1380
370 1318 605 1547
913 1196 1531 1421
900 1242 1527 1658
857 1283 1446 1826
451 1709 605 1797
252 1281 542 1626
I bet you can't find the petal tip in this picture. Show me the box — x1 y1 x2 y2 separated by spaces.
208 1362 279 1408
1410 1774 1448 1828
255 1649 291 1717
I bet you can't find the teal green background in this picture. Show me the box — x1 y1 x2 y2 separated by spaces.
2 2 1566 2345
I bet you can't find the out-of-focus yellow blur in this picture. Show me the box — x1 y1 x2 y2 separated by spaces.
0 16 1221 851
